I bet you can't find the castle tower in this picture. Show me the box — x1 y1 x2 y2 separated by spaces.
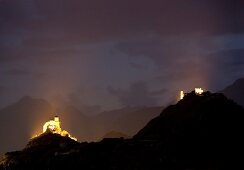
43 116 61 133
180 88 204 100
180 91 184 100
41 116 77 141
195 88 203 95
54 116 59 122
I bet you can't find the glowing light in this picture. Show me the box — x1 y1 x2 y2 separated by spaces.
180 91 184 100
43 116 61 133
195 88 203 95
33 116 77 141
180 88 204 100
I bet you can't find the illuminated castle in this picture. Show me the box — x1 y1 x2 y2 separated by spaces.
42 116 77 141
180 88 204 100
43 116 61 134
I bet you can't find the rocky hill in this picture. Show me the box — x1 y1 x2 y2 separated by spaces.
1 91 244 169
134 91 244 167
0 96 53 154
220 78 244 107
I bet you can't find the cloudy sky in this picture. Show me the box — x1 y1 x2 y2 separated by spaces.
0 0 244 111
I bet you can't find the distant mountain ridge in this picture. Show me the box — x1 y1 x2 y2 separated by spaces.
1 91 244 169
134 91 244 167
0 97 163 154
0 96 53 154
220 78 244 107
101 131 129 139
1 76 244 154
93 106 163 139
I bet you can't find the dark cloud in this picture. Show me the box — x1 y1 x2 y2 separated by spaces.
52 92 102 116
0 0 243 110
4 68 31 76
108 81 159 107
0 45 81 65
208 48 244 67
116 34 244 90
150 89 167 96
203 48 244 89
129 63 147 70
0 85 4 94
116 35 203 67
0 0 243 44
1 0 243 66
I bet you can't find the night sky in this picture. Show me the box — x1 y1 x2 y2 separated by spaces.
0 0 244 111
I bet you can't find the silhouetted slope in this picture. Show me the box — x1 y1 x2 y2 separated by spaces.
0 95 163 153
0 96 92 154
101 131 129 139
0 96 53 154
93 106 163 140
58 105 91 141
0 132 81 169
220 78 244 107
0 133 124 170
1 92 244 169
112 106 163 135
134 91 244 167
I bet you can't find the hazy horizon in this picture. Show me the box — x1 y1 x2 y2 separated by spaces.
1 0 244 112
1 0 244 156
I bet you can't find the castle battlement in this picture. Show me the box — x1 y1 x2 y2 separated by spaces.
180 88 204 100
30 116 77 141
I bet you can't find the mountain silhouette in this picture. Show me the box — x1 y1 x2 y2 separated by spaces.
0 96 53 154
134 91 244 167
100 131 129 139
220 78 244 107
93 106 163 139
0 96 163 154
1 91 244 169
56 104 92 141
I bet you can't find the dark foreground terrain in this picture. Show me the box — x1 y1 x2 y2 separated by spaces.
1 91 244 169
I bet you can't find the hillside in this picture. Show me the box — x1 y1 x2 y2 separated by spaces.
0 96 53 154
93 106 163 139
220 78 244 107
134 91 244 167
1 91 244 169
100 131 129 139
0 97 163 154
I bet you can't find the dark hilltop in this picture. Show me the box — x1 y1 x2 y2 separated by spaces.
1 91 244 169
